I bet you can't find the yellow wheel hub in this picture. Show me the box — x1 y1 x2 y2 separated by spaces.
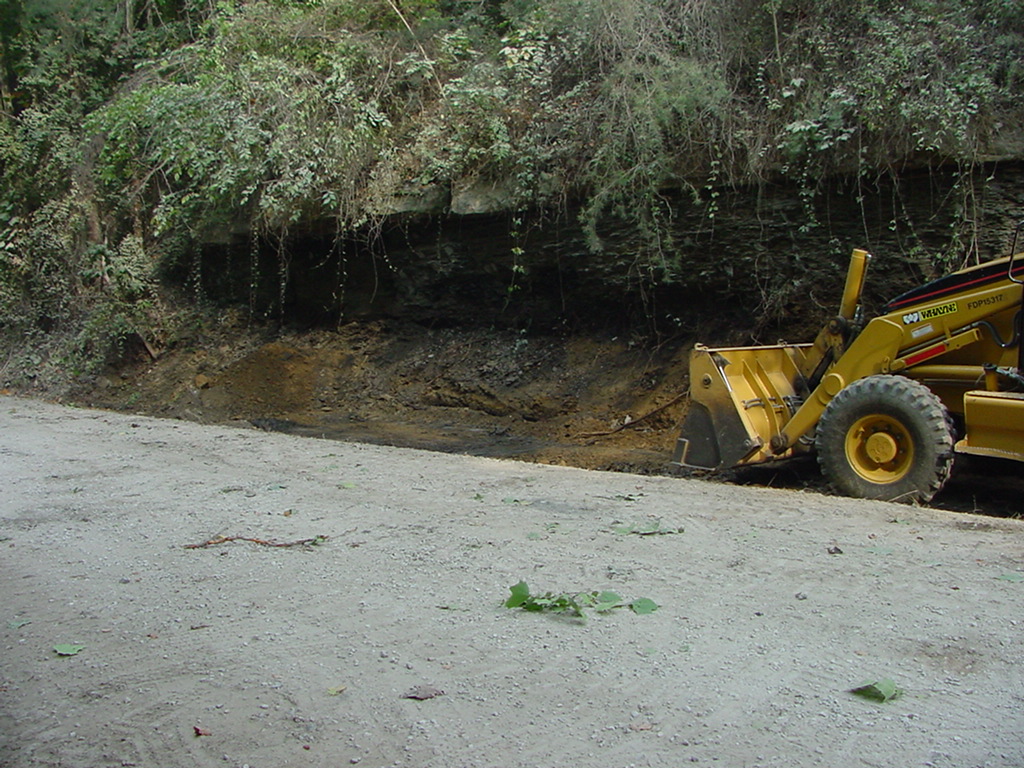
845 414 914 484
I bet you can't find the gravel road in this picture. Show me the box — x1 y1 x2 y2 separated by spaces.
1 396 1022 768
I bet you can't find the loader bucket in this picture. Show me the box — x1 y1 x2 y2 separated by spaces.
673 343 814 470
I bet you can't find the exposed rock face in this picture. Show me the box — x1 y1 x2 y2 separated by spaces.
983 126 1024 163
449 179 518 215
198 163 1024 337
369 183 452 216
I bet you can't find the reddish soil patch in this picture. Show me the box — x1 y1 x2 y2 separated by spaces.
78 320 695 474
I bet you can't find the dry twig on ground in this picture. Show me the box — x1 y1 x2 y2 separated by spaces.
574 391 689 441
184 535 328 549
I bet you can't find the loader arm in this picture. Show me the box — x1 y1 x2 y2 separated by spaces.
773 264 1021 453
675 247 1024 473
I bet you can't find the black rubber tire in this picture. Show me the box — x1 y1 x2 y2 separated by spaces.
816 375 954 503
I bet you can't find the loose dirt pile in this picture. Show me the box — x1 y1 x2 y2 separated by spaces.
2 397 1023 768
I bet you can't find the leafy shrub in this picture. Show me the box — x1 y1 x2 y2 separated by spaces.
1 0 1023 381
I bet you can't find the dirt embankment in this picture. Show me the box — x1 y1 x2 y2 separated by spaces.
72 319 695 474
1 397 1023 768
56 318 1024 518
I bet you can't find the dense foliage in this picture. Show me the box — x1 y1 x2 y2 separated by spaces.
1 0 1022 378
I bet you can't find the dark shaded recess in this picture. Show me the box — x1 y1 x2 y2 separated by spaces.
193 163 1024 335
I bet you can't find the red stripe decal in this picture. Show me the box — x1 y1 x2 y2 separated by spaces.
888 262 1024 310
904 344 947 366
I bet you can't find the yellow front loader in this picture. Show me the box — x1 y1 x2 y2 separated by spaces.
674 225 1024 502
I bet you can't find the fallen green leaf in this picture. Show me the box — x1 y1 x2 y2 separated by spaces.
8 620 31 629
592 591 623 612
865 546 894 555
997 572 1024 582
611 519 680 536
506 582 656 621
505 580 531 609
53 644 85 656
326 685 347 696
849 678 901 702
630 597 659 615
